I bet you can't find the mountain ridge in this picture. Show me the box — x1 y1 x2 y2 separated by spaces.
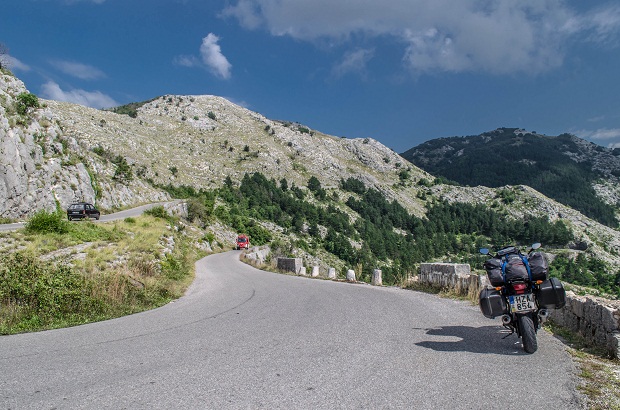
2 70 620 271
400 127 620 227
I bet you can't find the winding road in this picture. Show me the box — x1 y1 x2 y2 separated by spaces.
0 251 583 409
0 201 179 232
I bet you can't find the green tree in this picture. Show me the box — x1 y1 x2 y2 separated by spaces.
15 92 40 115
112 156 133 183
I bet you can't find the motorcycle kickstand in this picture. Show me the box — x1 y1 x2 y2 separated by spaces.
502 325 515 339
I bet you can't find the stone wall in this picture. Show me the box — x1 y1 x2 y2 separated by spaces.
550 293 620 357
419 263 485 294
418 263 620 358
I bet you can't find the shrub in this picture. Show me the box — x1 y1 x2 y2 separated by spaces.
112 156 133 183
25 210 69 234
15 92 40 115
144 205 170 220
0 253 98 333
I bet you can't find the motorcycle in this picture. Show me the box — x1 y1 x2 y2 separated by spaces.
478 243 566 354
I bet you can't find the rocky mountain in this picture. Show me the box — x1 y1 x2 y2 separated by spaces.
2 70 620 269
401 128 620 227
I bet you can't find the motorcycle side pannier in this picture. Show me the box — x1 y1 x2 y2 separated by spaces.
504 254 529 282
479 287 508 318
483 258 504 287
528 252 549 281
537 277 566 309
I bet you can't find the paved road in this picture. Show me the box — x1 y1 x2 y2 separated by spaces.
0 201 178 232
0 251 584 409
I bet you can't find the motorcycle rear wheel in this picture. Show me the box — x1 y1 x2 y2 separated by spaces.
517 313 538 353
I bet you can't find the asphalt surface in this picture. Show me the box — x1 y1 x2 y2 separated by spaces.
0 251 584 409
0 201 177 232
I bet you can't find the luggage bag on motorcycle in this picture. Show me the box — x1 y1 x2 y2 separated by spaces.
483 258 504 286
504 254 529 282
479 287 508 318
536 277 566 309
528 251 549 281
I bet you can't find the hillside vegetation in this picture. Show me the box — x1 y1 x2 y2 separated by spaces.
2 67 620 334
401 128 620 227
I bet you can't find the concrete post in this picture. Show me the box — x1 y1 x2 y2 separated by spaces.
346 269 356 282
372 269 382 286
311 266 319 277
327 267 336 279
299 266 307 276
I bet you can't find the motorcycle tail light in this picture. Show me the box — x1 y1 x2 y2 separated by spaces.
513 283 527 294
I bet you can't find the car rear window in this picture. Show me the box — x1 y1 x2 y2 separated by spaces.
69 204 85 210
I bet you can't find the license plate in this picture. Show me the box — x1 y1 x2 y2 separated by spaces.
509 293 536 313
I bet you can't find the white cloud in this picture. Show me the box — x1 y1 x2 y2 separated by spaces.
64 0 106 4
589 128 620 141
50 60 106 80
222 0 620 75
40 81 118 109
173 55 200 68
562 4 620 45
331 48 375 78
574 128 620 149
174 34 232 79
199 34 232 79
4 56 30 72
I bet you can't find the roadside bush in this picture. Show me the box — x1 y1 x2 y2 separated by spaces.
25 210 69 234
0 253 95 333
144 205 169 219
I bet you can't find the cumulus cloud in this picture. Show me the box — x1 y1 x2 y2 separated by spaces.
221 0 620 75
40 81 118 109
49 60 106 80
174 34 232 79
199 34 232 79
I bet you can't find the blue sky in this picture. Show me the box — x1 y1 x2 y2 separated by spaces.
2 0 620 153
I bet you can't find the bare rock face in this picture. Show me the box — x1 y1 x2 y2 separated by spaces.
0 72 168 220
0 73 91 218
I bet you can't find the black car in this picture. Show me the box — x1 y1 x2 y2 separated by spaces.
67 202 100 221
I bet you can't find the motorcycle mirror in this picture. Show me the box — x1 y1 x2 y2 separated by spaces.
479 248 490 255
531 243 541 250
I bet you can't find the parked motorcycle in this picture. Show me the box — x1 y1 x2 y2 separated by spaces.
479 243 566 353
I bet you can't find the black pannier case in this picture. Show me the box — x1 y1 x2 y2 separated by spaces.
483 258 504 287
479 287 508 318
537 277 566 309
528 251 548 281
504 254 529 282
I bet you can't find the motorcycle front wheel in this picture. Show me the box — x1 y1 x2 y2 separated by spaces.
517 313 538 353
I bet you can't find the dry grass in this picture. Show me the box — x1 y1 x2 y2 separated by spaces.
545 322 620 409
0 214 205 333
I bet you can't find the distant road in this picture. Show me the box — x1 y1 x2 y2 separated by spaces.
0 251 584 409
0 201 180 232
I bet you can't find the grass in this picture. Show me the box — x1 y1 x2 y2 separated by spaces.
542 322 620 409
0 213 204 334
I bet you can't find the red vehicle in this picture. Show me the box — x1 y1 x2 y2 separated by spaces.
236 234 249 250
